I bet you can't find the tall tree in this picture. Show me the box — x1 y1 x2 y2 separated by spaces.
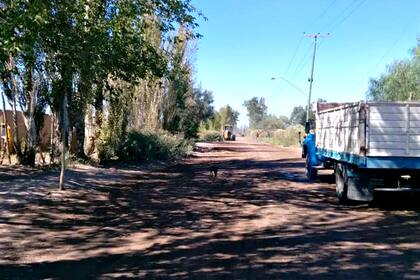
0 0 50 166
218 105 239 128
367 41 419 101
258 114 288 130
243 97 267 129
289 106 306 126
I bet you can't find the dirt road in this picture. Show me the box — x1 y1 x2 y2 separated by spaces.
1 138 419 279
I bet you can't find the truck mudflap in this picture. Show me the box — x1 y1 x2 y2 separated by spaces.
345 166 374 202
335 163 374 203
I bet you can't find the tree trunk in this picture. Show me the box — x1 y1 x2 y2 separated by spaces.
1 91 11 164
11 85 20 157
20 72 38 167
92 85 104 157
59 93 69 190
74 109 87 159
50 113 55 164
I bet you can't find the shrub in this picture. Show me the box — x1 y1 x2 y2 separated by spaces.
249 125 304 147
119 130 193 161
198 130 221 142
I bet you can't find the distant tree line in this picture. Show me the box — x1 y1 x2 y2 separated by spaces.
243 97 316 130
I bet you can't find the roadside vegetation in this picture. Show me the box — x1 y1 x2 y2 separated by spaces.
0 1 221 189
243 97 304 147
198 130 222 142
367 40 419 101
198 104 240 142
248 126 304 147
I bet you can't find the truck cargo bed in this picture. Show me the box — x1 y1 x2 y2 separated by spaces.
316 102 420 169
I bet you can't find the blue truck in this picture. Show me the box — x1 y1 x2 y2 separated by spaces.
303 101 420 204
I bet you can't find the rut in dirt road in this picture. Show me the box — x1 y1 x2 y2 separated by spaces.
0 138 419 279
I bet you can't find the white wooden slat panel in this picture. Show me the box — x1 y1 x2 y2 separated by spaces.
370 120 408 128
410 135 420 142
368 103 420 158
370 128 420 135
369 106 407 114
369 121 420 128
367 148 406 157
410 121 420 128
317 104 360 155
368 127 406 137
411 113 420 121
407 150 420 157
410 143 420 150
369 112 407 121
409 106 420 114
370 141 405 149
370 104 420 113
369 103 420 114
370 135 406 142
368 149 420 157
369 127 406 135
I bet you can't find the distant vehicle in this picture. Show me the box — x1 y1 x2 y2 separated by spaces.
223 125 236 141
302 101 420 204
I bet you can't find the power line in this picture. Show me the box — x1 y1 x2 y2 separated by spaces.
324 0 367 33
322 0 359 31
283 33 304 77
309 0 338 27
284 1 338 80
367 17 416 76
315 0 367 51
287 42 312 80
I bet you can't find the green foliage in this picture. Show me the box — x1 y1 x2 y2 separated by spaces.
250 125 304 147
200 104 238 132
198 130 222 142
218 105 239 128
0 0 220 171
119 130 193 162
367 41 419 101
289 99 326 126
289 106 307 126
257 114 288 130
243 97 267 129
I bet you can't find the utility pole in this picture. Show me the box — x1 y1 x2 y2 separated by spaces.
304 32 329 131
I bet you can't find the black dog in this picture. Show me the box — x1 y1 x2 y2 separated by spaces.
209 165 218 178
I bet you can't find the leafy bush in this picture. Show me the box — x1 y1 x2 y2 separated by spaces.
198 130 221 142
118 130 194 161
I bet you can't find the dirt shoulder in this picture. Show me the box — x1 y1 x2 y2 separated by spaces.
0 137 419 279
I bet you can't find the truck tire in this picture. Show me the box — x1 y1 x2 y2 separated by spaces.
335 163 349 204
231 134 236 141
306 155 317 181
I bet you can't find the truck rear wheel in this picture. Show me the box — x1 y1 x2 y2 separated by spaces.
335 163 349 204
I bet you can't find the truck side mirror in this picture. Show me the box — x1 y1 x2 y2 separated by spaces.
305 121 310 134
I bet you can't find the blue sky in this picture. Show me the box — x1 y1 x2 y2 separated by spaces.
191 0 420 126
